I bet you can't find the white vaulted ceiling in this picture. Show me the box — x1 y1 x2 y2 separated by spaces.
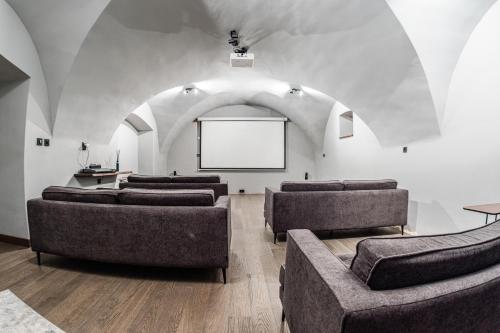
7 0 499 147
6 0 110 124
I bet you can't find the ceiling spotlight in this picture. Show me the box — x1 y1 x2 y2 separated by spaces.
289 88 303 96
184 87 197 95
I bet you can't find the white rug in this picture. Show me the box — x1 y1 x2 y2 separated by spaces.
0 290 64 333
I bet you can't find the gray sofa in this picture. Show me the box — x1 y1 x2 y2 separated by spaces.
27 186 231 283
265 179 408 243
120 174 228 200
281 224 500 333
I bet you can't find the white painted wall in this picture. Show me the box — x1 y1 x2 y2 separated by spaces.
0 81 29 238
167 105 316 194
25 123 140 192
0 0 49 239
317 1 500 235
109 122 138 173
133 103 163 175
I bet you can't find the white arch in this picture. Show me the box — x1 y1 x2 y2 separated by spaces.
161 91 332 154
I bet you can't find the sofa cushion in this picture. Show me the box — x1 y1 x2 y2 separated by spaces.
118 188 215 206
127 174 172 183
350 220 500 290
280 181 344 192
171 175 220 184
42 186 119 204
343 179 397 191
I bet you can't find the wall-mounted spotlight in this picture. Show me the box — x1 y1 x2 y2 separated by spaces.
289 88 303 96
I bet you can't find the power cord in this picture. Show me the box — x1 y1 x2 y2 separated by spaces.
77 143 90 170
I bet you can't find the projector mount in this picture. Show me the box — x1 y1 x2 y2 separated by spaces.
228 30 248 55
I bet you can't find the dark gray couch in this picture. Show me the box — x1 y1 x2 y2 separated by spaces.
265 180 408 243
280 226 500 333
120 174 228 200
27 186 231 283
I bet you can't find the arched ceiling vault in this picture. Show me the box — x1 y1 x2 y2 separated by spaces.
8 0 499 146
6 0 111 128
148 79 335 153
385 0 498 124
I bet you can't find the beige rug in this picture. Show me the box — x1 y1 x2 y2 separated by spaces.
0 290 64 333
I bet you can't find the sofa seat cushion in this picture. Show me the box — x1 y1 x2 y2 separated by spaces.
127 174 171 183
171 175 220 183
343 179 397 191
280 181 344 192
42 186 119 204
118 188 215 206
351 220 500 290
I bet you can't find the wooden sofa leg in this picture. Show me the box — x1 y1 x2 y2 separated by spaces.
36 252 41 266
281 309 285 322
401 225 405 236
274 233 278 244
222 268 227 284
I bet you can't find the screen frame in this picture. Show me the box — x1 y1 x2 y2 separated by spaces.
197 117 287 171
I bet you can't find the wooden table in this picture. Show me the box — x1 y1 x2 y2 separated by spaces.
463 203 500 225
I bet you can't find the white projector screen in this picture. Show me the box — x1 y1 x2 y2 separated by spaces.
199 118 286 170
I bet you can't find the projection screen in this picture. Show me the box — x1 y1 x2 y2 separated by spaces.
198 117 287 170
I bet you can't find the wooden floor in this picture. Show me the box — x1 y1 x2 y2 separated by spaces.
0 195 402 333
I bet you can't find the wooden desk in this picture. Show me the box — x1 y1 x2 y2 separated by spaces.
463 203 500 225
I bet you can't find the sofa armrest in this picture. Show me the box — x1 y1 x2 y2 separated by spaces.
215 195 231 253
264 187 279 227
283 230 348 333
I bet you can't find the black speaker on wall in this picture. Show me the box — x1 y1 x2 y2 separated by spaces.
305 172 309 180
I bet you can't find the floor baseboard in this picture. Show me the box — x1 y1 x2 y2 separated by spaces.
0 234 30 247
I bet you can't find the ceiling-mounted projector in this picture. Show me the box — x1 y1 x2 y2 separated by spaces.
230 53 254 68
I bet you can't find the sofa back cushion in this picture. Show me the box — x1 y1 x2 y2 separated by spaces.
280 181 344 192
42 186 119 204
127 174 171 183
350 220 500 290
118 188 215 206
343 179 397 191
171 175 220 183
